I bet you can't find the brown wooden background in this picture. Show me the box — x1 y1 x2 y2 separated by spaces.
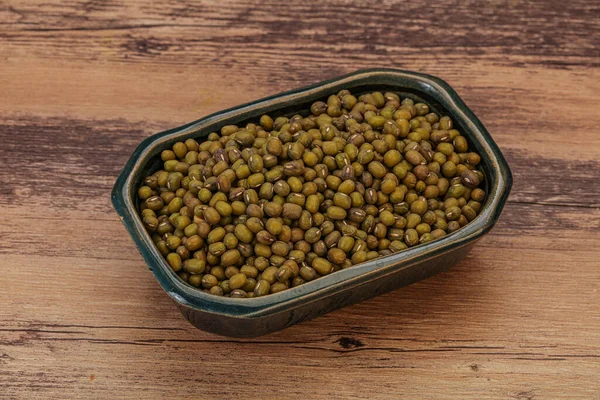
1 1 599 399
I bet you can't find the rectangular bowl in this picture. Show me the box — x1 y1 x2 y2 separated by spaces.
112 68 512 337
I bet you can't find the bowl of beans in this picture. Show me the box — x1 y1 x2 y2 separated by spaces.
112 68 512 337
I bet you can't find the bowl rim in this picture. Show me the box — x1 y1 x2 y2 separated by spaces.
112 68 512 318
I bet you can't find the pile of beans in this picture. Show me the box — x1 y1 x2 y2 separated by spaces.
137 90 486 298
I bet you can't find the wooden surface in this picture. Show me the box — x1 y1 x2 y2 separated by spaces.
1 0 599 398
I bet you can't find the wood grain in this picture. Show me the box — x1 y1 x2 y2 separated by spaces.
1 0 599 399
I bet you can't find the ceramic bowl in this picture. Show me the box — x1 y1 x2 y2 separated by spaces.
112 68 512 337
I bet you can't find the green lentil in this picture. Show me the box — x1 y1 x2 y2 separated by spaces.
137 89 487 298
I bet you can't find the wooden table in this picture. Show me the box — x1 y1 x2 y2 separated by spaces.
1 1 599 398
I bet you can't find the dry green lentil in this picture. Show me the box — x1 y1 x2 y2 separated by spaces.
137 89 487 297
229 273 247 290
